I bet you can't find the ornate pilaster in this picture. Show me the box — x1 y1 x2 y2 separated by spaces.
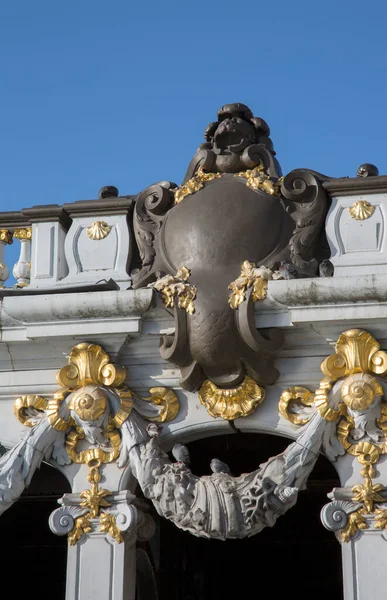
50 491 155 600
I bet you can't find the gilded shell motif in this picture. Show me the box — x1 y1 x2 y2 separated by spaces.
348 200 375 221
86 221 112 240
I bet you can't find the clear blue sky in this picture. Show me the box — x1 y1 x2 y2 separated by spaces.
1 0 387 215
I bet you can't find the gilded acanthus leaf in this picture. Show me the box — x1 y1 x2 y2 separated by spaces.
228 261 276 308
99 512 123 543
150 267 197 314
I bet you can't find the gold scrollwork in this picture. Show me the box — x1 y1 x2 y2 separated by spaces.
13 395 48 427
86 221 111 240
199 376 265 420
235 164 283 197
348 200 375 221
174 167 222 204
278 386 314 426
57 343 127 390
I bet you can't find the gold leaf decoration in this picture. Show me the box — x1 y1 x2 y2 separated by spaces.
228 261 277 308
282 328 387 541
199 376 265 420
348 200 375 221
235 164 283 197
174 167 222 204
142 387 180 423
0 229 13 245
340 508 368 543
68 515 93 546
13 227 32 240
279 386 314 426
99 513 123 543
13 395 48 427
86 220 111 240
151 267 197 314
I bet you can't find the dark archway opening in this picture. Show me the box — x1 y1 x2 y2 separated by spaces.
0 463 70 600
155 432 343 600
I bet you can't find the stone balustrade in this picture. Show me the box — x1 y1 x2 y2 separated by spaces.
0 187 135 292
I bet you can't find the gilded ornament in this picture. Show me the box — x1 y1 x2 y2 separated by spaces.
228 261 278 309
141 387 180 423
348 200 375 221
86 220 111 240
341 373 383 411
279 328 387 541
13 227 32 240
57 343 127 389
174 167 222 204
68 385 108 421
99 513 123 543
321 329 387 379
151 267 197 314
199 376 265 420
279 386 315 426
14 395 48 427
340 508 368 543
0 229 13 245
235 164 283 197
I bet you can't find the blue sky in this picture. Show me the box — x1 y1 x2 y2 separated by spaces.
1 0 387 216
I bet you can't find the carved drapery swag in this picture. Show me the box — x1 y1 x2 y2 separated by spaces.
132 102 330 419
117 329 387 542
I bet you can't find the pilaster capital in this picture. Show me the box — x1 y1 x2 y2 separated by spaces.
49 490 155 545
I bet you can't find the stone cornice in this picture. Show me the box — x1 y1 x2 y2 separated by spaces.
63 196 135 217
21 204 72 229
323 176 387 196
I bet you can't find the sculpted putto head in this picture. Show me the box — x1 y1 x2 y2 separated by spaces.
194 102 279 175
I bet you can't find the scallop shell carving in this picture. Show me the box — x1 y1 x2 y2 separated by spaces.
86 221 111 240
199 376 264 419
348 200 375 221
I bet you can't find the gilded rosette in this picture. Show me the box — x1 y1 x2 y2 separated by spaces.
199 376 264 420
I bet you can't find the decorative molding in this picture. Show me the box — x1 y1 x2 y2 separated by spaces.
348 200 375 220
86 220 111 240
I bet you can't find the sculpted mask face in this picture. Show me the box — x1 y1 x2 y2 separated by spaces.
212 115 256 155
